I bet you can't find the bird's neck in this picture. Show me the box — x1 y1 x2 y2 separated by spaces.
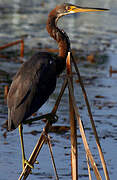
46 13 70 60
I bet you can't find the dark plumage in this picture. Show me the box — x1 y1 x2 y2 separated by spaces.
7 52 59 129
7 3 108 130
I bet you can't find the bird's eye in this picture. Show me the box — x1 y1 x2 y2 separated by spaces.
67 6 71 11
64 6 71 12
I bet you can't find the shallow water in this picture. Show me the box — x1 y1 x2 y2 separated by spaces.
0 0 117 179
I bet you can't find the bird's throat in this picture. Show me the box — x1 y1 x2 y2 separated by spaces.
46 14 70 59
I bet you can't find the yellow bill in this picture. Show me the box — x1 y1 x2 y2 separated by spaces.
68 5 109 13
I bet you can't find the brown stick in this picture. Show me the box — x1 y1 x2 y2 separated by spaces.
109 65 117 77
4 85 9 99
0 39 24 62
86 154 92 180
67 52 78 180
67 77 102 180
71 53 110 180
46 134 59 180
0 39 24 50
51 78 67 114
20 40 24 59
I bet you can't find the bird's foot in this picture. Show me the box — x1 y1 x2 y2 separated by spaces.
22 159 39 171
23 159 34 170
45 113 58 124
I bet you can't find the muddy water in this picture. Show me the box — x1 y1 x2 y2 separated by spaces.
0 0 117 179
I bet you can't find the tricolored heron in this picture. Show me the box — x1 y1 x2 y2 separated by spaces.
7 3 108 170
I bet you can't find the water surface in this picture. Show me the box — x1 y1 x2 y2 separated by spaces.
0 0 117 179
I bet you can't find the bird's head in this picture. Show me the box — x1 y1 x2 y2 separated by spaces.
55 3 109 18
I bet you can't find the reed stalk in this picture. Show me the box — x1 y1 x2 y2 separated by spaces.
67 52 78 180
67 77 102 180
0 39 24 62
46 134 59 180
71 53 110 180
86 154 92 180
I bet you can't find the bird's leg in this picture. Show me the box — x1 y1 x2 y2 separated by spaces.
24 113 58 125
19 124 34 170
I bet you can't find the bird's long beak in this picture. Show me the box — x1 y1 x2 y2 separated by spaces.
68 5 109 13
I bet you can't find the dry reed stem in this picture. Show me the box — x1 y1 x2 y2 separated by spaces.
86 154 92 180
4 85 9 100
46 134 59 180
67 52 78 180
51 78 67 114
71 53 110 180
0 39 24 62
0 40 23 50
67 77 102 180
20 40 24 58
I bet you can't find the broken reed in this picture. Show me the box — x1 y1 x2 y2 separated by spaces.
67 52 78 180
0 39 24 103
0 39 24 59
